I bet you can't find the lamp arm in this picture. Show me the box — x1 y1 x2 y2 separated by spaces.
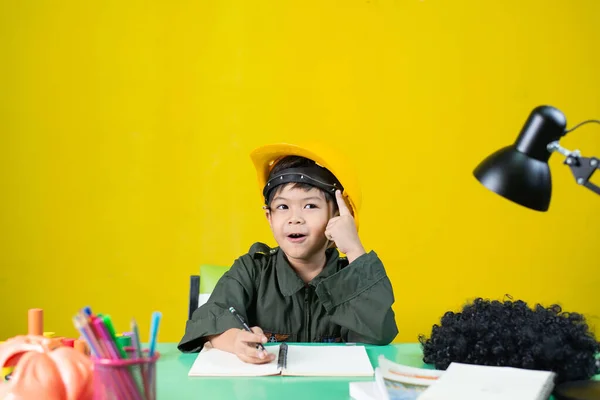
547 141 600 195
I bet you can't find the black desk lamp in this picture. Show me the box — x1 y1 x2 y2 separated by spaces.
473 105 600 399
473 105 599 211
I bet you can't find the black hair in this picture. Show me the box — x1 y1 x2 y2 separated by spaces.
418 297 600 383
266 156 337 209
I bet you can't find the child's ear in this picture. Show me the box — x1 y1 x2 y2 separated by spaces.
263 206 271 221
264 206 274 229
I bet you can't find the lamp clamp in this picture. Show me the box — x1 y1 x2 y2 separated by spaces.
547 141 600 195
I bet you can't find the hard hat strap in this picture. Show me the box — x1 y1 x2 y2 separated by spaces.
263 166 343 204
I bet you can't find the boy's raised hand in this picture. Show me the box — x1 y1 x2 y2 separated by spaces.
324 190 366 263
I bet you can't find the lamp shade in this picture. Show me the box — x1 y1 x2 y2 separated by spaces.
474 146 552 211
473 106 567 212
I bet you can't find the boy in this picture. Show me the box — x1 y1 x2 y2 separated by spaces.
178 143 398 364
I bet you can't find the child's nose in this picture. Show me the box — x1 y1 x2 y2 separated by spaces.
288 213 304 224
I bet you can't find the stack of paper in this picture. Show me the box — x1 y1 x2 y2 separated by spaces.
350 357 443 400
349 358 556 400
418 362 556 400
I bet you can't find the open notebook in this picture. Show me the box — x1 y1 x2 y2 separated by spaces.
188 343 375 377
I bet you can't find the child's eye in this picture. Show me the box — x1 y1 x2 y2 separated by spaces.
275 204 288 210
304 204 318 209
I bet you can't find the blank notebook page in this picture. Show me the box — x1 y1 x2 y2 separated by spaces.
283 345 374 376
187 345 281 376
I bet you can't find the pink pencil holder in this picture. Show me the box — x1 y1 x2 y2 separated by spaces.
92 348 160 400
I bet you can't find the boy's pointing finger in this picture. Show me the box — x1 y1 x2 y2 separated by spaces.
335 190 351 216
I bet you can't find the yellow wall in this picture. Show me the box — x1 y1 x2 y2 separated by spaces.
1 0 599 344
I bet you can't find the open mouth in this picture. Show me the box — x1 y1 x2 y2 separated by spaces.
288 233 306 239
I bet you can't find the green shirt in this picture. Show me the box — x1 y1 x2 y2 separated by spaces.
178 242 398 352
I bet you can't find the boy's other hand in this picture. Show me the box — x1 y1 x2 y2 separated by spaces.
325 190 366 263
233 326 275 364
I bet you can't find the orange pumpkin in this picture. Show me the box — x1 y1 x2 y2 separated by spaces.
0 335 93 400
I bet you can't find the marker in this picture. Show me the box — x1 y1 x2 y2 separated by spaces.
228 307 266 352
102 315 127 359
72 315 101 358
92 317 141 400
148 312 161 357
92 318 121 360
116 335 132 348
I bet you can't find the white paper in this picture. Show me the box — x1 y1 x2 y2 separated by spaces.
283 345 374 376
187 345 281 377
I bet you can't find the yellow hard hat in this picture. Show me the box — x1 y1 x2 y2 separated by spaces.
250 142 362 230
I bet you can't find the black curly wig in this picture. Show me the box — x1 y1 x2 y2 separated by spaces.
418 297 600 383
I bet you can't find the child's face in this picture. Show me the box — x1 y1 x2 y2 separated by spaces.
266 185 336 264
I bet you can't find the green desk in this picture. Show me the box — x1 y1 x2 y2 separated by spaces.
156 342 600 400
156 342 425 400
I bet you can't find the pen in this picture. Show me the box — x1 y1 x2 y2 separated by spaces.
228 307 266 351
131 319 143 359
131 318 149 395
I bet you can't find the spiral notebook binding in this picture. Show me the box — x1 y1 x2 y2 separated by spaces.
277 343 288 371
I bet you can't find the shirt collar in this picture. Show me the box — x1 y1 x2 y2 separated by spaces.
276 247 341 296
